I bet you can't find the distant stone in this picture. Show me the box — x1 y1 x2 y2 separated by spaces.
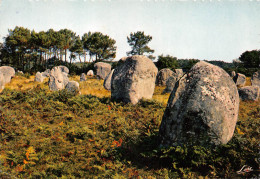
103 69 114 90
94 62 111 79
34 72 44 82
17 70 24 74
251 71 260 87
159 61 239 147
57 66 69 74
0 66 15 84
233 73 246 87
42 69 51 77
80 73 86 81
238 86 259 101
175 69 184 77
65 81 80 93
231 71 236 78
163 70 184 93
49 66 69 91
156 68 174 86
86 70 94 76
111 55 158 105
0 72 4 90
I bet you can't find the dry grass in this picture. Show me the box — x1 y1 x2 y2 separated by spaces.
245 77 252 86
1 75 170 104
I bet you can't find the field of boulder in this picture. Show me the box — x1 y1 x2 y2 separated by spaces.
0 58 259 178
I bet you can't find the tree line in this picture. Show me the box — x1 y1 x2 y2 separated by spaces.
0 27 154 72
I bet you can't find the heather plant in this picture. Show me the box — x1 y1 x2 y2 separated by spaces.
0 76 259 178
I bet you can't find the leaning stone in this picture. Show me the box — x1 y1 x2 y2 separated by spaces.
65 81 80 93
251 71 260 87
94 62 111 79
238 86 259 101
80 73 86 81
86 70 94 76
111 55 158 105
159 61 239 147
34 72 44 82
233 73 246 87
156 68 174 86
103 69 114 90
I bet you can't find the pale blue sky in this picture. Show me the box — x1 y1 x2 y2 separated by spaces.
0 0 260 62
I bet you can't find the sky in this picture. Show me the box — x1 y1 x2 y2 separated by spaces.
0 0 260 62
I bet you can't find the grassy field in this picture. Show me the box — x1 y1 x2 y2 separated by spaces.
0 75 259 178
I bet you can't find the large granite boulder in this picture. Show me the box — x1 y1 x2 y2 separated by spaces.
238 86 259 101
49 66 69 91
103 69 114 90
159 61 239 147
86 70 94 76
80 73 86 81
0 66 15 84
34 72 44 82
111 55 158 105
65 81 80 93
251 71 260 87
233 73 246 87
156 68 174 86
163 70 184 93
94 62 111 79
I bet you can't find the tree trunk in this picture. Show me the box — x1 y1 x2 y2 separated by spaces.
79 54 81 63
65 49 67 63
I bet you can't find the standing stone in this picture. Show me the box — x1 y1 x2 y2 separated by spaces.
103 69 114 90
163 70 184 93
0 72 4 90
17 70 24 74
34 72 44 82
57 65 69 74
86 70 94 76
0 66 15 84
42 69 51 77
111 55 158 105
233 73 246 87
80 73 86 81
94 62 111 79
49 67 69 91
156 68 174 86
251 71 260 87
231 71 236 78
159 61 239 147
65 81 80 93
238 86 259 101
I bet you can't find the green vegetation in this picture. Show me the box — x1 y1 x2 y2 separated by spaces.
127 31 155 60
0 76 259 178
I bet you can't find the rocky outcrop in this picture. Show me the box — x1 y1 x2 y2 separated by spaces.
238 86 259 101
103 69 114 90
159 61 239 147
251 71 260 87
111 55 158 105
156 68 174 86
94 62 111 79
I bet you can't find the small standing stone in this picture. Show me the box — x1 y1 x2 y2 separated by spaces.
233 73 246 87
35 72 44 82
65 81 80 93
251 71 260 87
94 62 111 79
87 70 94 76
156 68 174 86
80 73 86 81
